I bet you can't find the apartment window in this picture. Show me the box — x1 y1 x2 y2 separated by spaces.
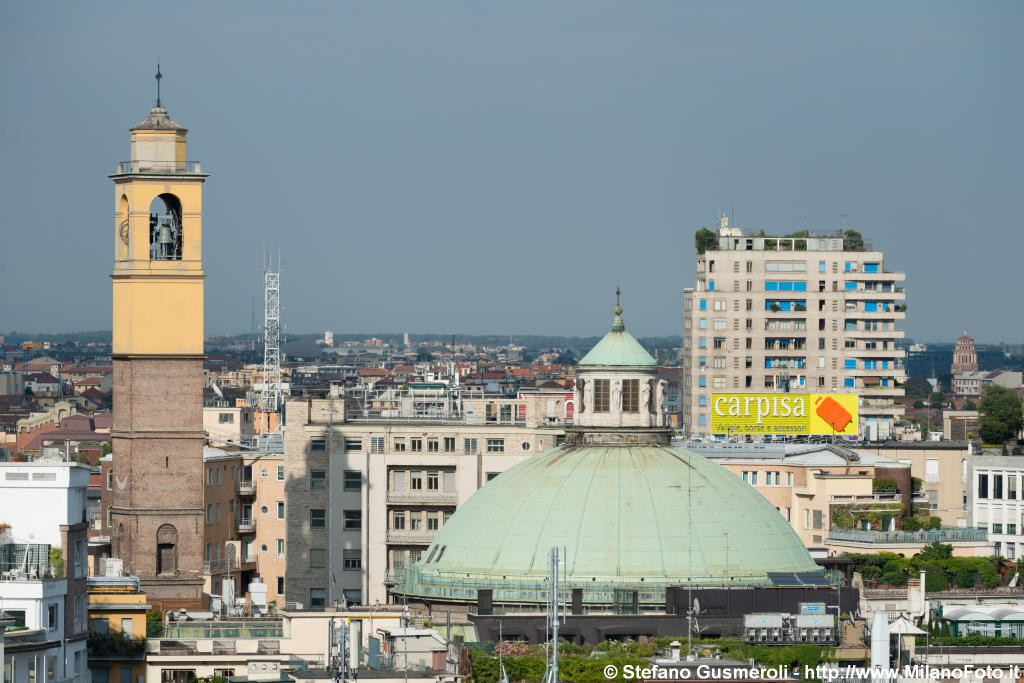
622 379 639 412
344 438 362 452
206 504 213 523
392 471 406 491
216 503 221 522
344 470 360 491
310 548 327 569
344 549 361 570
411 438 422 452
344 510 362 530
310 437 326 453
786 472 793 487
427 440 439 453
310 509 326 529
463 437 478 454
486 472 500 481
411 472 423 489
392 512 406 530
746 260 753 273
309 588 326 608
713 337 726 350
993 523 1003 534
394 439 406 452
107 469 113 490
993 474 1004 499
712 376 727 389
750 472 758 486
370 437 385 453
427 472 439 490
486 438 505 453
805 509 811 529
742 471 749 483
428 516 439 530
713 318 727 331
978 474 988 499
47 603 58 630
410 516 423 531
277 539 284 557
207 468 213 486
277 501 285 520
443 471 455 490
277 577 284 594
444 437 456 452
310 469 327 490
1009 524 1018 535
712 357 727 369
593 379 610 412
1009 476 1017 500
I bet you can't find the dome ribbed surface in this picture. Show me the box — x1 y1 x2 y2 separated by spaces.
578 328 657 367
402 443 818 598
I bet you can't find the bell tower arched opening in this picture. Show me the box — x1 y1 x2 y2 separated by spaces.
149 193 182 261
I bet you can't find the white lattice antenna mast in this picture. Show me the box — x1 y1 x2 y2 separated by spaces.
258 247 283 435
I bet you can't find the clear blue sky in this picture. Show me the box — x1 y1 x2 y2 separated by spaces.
1 1 1020 343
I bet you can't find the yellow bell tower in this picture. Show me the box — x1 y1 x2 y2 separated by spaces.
109 67 207 608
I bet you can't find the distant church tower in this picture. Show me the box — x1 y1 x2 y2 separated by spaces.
109 68 206 608
951 330 978 374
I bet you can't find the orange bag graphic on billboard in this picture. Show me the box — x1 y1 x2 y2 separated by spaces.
710 393 859 436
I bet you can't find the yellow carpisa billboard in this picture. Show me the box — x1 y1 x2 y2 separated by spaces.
710 393 859 436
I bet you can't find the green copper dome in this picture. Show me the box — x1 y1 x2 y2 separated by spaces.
578 306 658 367
398 442 819 604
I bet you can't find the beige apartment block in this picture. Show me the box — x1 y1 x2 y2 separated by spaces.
201 447 288 607
203 404 255 447
687 442 909 551
681 219 906 440
144 608 406 683
856 441 971 527
283 390 570 608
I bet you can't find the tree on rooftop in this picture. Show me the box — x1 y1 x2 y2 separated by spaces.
695 227 717 255
842 229 865 251
978 385 1024 444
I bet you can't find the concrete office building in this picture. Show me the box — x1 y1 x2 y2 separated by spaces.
681 219 906 440
967 455 1024 561
282 389 571 608
0 462 92 683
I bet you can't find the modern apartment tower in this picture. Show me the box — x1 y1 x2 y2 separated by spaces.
681 218 906 440
108 82 208 608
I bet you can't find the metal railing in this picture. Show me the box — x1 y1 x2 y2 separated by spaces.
115 160 202 174
0 544 60 581
236 517 255 532
385 530 438 544
385 491 457 505
829 528 987 544
236 479 256 494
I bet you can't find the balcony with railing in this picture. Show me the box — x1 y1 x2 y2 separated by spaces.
236 479 256 495
385 491 457 505
236 517 255 533
115 160 203 174
828 528 988 545
385 529 438 545
0 543 62 582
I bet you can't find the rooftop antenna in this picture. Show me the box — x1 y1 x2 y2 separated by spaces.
543 547 566 683
155 61 162 108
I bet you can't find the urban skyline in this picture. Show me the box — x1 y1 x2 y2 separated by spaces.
1 2 1022 340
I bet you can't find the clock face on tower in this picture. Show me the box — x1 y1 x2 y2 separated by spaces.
119 218 130 245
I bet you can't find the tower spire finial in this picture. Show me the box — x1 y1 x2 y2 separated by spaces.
612 286 624 330
155 61 162 108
